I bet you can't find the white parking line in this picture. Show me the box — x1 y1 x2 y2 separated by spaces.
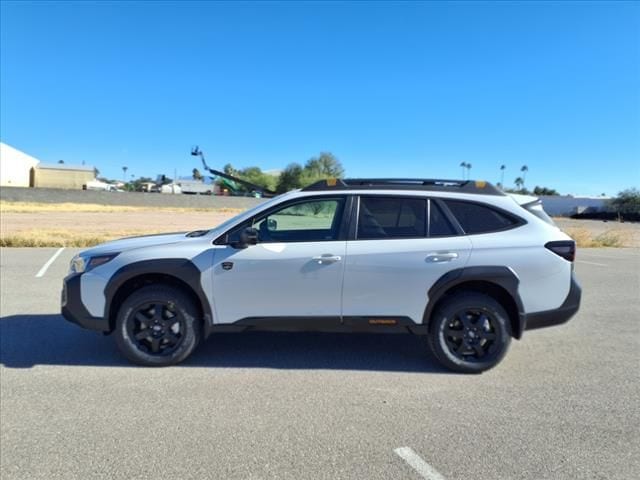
394 447 446 480
35 248 65 278
576 260 607 267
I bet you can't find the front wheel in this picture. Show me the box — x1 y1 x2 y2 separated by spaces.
114 285 202 366
427 292 511 373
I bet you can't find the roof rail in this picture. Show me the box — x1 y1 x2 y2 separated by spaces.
302 178 504 195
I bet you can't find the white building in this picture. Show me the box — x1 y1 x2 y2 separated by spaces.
0 142 40 187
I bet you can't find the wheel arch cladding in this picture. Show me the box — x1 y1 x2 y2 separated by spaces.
104 259 212 333
424 266 525 339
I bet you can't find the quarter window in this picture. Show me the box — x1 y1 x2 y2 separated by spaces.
357 197 426 239
444 200 520 234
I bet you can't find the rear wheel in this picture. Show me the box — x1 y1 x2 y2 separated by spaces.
114 285 201 366
427 292 511 373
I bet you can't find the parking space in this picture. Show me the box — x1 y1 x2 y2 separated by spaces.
1 247 639 479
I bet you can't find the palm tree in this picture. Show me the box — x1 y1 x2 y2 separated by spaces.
520 165 528 187
515 176 524 191
466 163 472 180
459 162 467 179
499 165 506 187
122 166 128 182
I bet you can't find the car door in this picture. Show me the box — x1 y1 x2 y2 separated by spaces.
341 195 472 324
211 196 349 324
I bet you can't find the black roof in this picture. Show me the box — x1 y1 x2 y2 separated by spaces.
302 178 505 196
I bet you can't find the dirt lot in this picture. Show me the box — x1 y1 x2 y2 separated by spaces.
1 204 639 247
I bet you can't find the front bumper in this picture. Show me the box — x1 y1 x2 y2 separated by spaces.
61 273 110 332
524 272 582 330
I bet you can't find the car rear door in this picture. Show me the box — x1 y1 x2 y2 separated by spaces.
341 195 472 324
211 196 350 324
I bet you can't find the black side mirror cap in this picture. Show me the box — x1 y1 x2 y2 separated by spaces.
233 227 259 249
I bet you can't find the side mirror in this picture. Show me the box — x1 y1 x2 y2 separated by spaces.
233 227 258 249
267 218 278 231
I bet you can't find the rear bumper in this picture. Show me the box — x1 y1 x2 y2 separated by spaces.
61 273 110 332
524 272 581 330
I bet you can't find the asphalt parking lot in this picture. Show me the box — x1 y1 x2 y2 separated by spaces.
1 247 639 480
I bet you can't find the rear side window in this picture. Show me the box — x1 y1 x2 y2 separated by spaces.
358 197 426 239
444 200 520 234
429 201 457 237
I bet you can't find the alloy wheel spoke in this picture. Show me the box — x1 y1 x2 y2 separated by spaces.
150 337 161 353
135 329 151 340
164 332 180 345
473 344 485 358
445 327 464 339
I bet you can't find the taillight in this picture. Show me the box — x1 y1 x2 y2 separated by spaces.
545 240 576 262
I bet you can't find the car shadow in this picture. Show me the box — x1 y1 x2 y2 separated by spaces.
0 314 449 373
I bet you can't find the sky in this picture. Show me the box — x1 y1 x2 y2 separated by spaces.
1 1 639 196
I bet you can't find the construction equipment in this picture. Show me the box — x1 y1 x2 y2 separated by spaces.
190 146 276 197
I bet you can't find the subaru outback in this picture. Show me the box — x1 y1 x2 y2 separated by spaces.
62 178 581 373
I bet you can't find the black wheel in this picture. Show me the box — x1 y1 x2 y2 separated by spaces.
427 292 511 373
114 285 201 366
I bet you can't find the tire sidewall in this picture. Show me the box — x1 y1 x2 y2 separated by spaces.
430 294 511 373
115 287 201 366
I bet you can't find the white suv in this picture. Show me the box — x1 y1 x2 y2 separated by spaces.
62 178 581 373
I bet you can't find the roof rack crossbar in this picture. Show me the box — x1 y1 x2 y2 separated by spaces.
301 178 504 195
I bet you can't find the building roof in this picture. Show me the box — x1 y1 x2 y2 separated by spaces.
36 163 94 172
0 142 41 166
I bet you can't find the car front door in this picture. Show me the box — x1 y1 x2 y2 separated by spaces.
211 196 349 324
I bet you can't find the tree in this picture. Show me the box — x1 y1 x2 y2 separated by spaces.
276 163 304 193
533 186 559 196
122 166 128 182
192 168 203 181
305 152 344 177
223 163 237 176
514 177 524 190
459 162 467 179
58 159 64 164
520 165 529 187
466 163 472 180
93 167 100 178
607 188 640 216
499 164 506 187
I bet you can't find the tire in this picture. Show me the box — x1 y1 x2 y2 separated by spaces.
114 285 202 366
427 292 511 374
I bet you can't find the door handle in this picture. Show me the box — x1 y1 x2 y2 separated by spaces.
425 252 459 263
312 254 342 264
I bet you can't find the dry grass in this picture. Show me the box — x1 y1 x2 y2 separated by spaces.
0 201 243 214
563 227 630 248
0 229 165 247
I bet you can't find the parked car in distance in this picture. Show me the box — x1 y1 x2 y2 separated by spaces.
62 178 581 373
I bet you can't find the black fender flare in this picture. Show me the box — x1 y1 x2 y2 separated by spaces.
104 259 213 334
423 266 526 339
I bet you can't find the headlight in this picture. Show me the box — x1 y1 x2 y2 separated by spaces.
70 253 118 274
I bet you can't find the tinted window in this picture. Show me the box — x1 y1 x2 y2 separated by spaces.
444 200 519 234
429 200 457 236
358 197 426 239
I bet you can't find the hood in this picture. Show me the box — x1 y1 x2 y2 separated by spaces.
81 231 196 256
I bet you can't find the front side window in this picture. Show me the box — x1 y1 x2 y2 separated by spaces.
357 196 426 239
249 198 345 243
444 199 520 234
